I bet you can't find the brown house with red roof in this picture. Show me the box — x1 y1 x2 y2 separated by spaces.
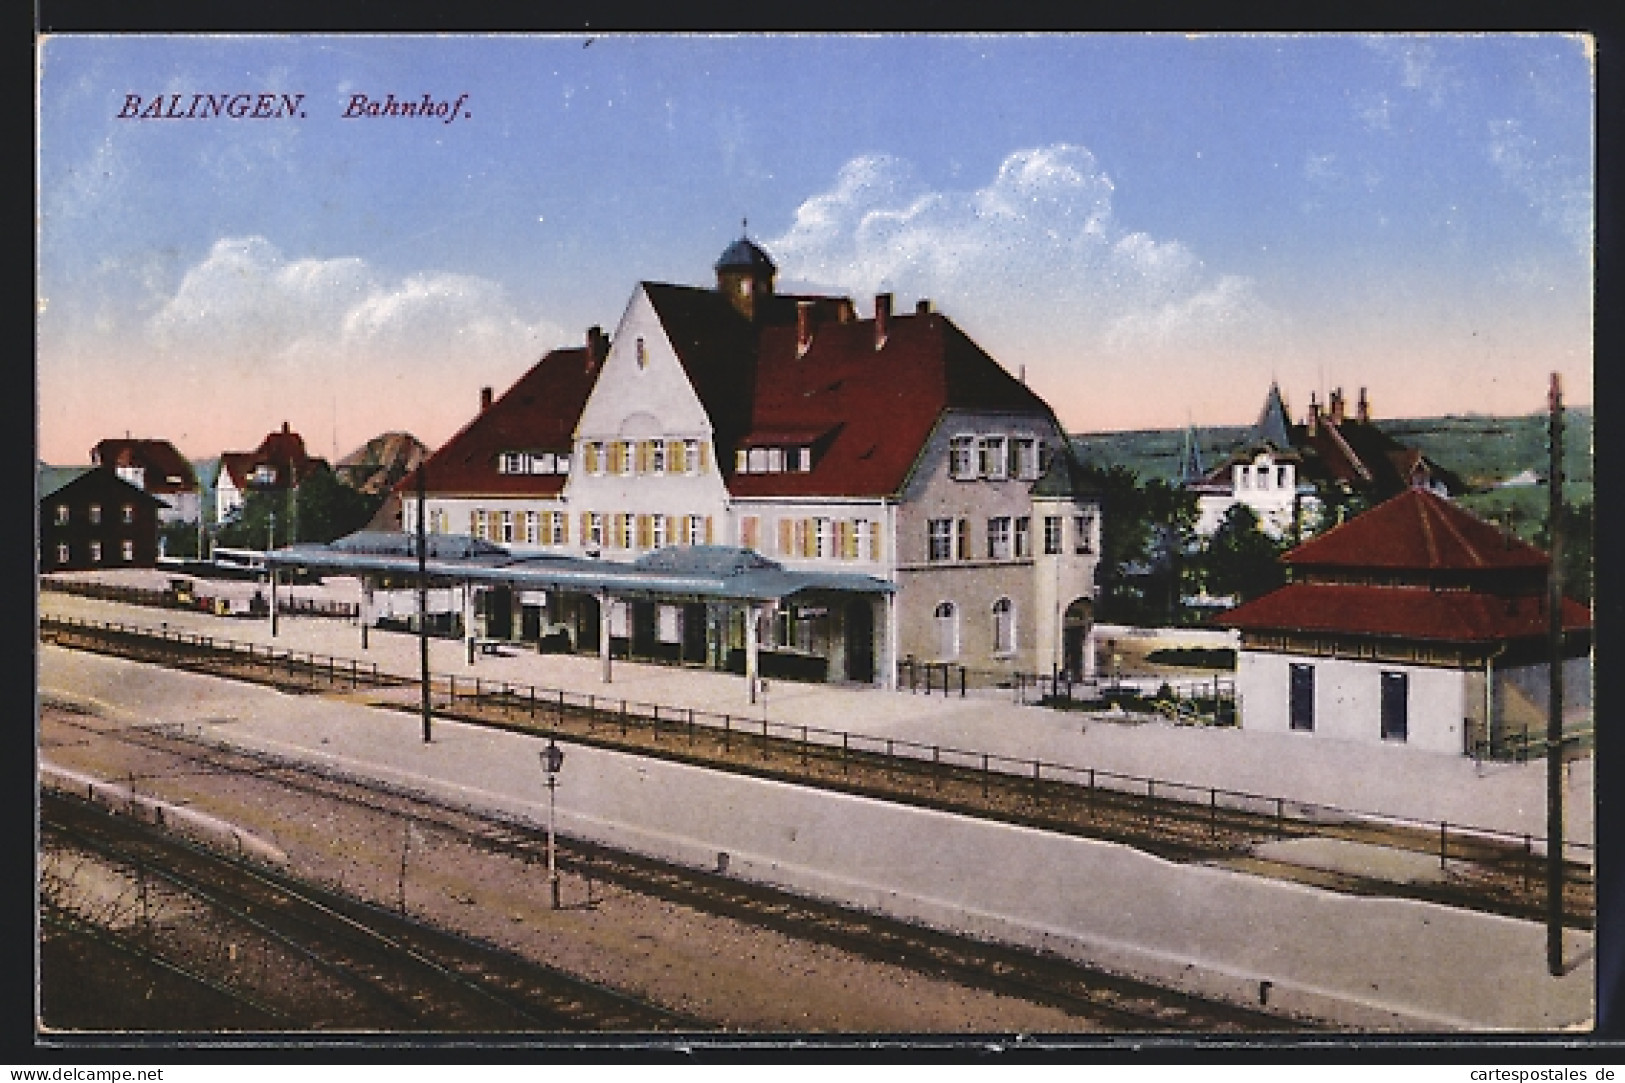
1218 487 1590 756
397 237 1102 686
215 422 327 524
90 437 201 524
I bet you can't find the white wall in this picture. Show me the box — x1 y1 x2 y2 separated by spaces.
1237 651 1470 756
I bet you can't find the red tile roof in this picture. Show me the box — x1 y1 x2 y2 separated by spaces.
219 425 328 492
402 346 599 497
1217 582 1590 643
91 438 199 493
728 308 1056 498
1284 487 1547 571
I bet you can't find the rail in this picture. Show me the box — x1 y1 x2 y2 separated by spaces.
40 614 1594 876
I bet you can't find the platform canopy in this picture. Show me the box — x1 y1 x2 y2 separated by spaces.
265 531 893 604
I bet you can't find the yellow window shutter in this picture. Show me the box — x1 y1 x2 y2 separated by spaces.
636 514 650 549
580 512 590 542
698 441 709 473
800 519 814 558
704 516 714 545
778 519 793 555
559 512 569 544
870 524 882 562
839 521 853 560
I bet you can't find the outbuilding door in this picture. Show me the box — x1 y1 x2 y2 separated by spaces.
1380 671 1409 742
844 599 875 684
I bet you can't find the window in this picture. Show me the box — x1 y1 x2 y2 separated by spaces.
684 439 703 474
500 510 514 543
55 543 69 565
554 452 571 474
986 517 1012 560
523 511 539 545
1277 466 1288 488
766 447 785 473
1074 512 1096 555
928 519 954 562
1043 515 1063 555
121 540 134 562
934 602 958 659
1014 438 1039 480
1237 467 1250 490
992 598 1015 654
55 504 68 526
635 336 647 368
794 447 811 472
1014 517 1032 558
254 465 276 485
121 504 134 524
979 436 1008 479
89 540 102 563
1289 664 1315 731
499 452 524 474
587 512 603 548
956 518 970 561
471 509 487 540
88 504 102 525
949 435 977 480
1380 671 1409 742
813 518 831 558
650 440 666 475
746 447 769 473
650 514 667 550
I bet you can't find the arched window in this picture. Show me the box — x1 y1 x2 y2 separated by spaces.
934 601 958 660
992 597 1015 655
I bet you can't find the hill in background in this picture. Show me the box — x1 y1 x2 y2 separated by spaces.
1071 407 1593 540
336 431 427 495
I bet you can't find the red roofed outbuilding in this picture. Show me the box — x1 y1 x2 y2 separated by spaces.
1218 488 1590 756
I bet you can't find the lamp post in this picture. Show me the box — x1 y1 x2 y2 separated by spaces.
541 739 565 909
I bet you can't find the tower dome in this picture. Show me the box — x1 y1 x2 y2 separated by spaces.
715 229 776 320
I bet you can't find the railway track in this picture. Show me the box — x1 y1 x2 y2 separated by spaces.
40 616 1595 930
41 710 1313 1032
41 789 704 1032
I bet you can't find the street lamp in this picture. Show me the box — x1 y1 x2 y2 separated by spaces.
541 739 565 910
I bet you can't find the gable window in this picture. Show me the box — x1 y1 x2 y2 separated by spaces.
1014 517 1032 559
1289 664 1315 731
1380 671 1409 742
992 597 1015 654
55 504 68 526
979 436 1008 480
928 519 954 562
1043 516 1063 555
1277 466 1289 488
986 517 1012 560
1074 511 1096 555
635 336 647 368
949 436 977 480
1014 438 1040 480
684 439 703 474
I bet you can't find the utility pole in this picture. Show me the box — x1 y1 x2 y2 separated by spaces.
418 462 432 744
1546 371 1565 977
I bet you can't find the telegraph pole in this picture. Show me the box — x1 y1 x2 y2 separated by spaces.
1546 372 1565 976
418 462 432 744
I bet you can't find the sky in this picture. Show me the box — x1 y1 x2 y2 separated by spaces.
36 33 1594 464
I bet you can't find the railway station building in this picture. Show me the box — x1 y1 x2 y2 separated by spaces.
275 237 1102 694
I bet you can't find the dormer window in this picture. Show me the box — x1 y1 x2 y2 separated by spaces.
499 452 524 474
253 464 277 485
979 436 1008 480
949 436 976 480
1014 438 1040 480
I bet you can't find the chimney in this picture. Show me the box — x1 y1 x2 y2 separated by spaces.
1329 388 1345 426
282 421 291 435
1357 386 1370 423
1306 393 1319 436
915 298 931 316
585 326 608 372
480 386 493 411
796 300 815 358
838 299 856 323
874 293 892 350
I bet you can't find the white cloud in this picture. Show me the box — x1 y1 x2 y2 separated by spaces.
1487 117 1593 253
150 236 567 369
768 144 1274 359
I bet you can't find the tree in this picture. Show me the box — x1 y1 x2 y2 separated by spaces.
1079 464 1201 625
213 464 382 550
1202 503 1288 602
1535 499 1593 607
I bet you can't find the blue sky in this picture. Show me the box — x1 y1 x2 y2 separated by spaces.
37 33 1593 463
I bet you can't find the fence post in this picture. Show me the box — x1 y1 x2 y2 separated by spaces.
1440 821 1448 871
960 666 966 698
1210 788 1217 840
652 704 660 742
760 718 768 760
689 709 696 746
842 732 848 776
801 725 808 767
1276 797 1285 840
981 753 989 798
724 714 731 753
621 699 628 737
933 745 940 791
